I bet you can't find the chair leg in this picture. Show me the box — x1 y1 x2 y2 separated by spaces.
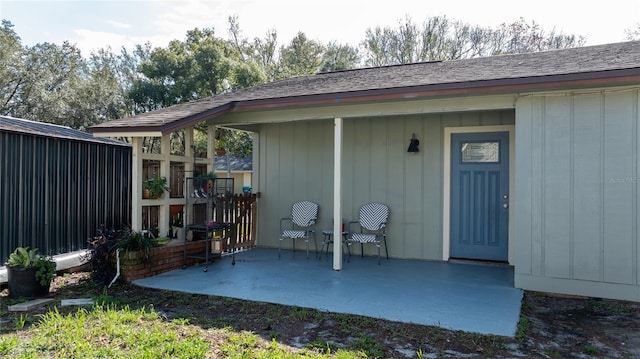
344 235 351 259
377 244 381 265
326 236 330 260
313 234 318 260
384 237 389 259
323 234 331 261
278 238 282 259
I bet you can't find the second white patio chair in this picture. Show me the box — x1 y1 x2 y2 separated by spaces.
279 201 319 259
347 202 390 265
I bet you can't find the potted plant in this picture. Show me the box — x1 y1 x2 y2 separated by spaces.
143 176 169 199
6 247 57 298
114 230 159 263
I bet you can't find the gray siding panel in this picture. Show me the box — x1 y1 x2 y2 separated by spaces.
531 97 546 277
514 98 534 275
572 94 604 281
603 92 636 285
257 110 514 261
515 88 640 301
544 97 573 279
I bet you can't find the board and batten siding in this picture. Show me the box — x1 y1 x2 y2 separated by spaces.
514 88 640 301
256 110 514 261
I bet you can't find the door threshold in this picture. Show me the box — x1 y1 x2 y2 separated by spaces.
448 258 511 267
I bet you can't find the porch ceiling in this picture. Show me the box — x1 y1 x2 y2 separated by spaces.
133 247 523 337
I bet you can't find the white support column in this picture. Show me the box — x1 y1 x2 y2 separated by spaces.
131 137 143 231
159 133 171 237
333 117 343 270
185 127 194 177
251 132 259 194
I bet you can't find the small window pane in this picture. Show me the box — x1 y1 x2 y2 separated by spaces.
461 142 499 163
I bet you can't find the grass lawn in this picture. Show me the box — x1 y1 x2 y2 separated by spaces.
2 271 638 358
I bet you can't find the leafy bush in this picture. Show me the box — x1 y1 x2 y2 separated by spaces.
6 247 57 286
86 225 123 286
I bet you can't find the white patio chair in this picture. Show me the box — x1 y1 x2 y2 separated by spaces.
347 203 390 265
279 201 319 259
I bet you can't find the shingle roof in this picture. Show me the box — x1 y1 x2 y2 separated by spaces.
90 41 640 134
1 115 129 146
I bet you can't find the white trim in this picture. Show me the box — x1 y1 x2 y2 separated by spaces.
443 125 516 263
221 95 517 125
131 137 143 231
333 117 343 270
93 131 162 137
159 133 171 237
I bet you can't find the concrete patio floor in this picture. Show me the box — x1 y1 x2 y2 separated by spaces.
133 247 523 337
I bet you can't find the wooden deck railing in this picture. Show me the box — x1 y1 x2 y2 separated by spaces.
215 193 258 252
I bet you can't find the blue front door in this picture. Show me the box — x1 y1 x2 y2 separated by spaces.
450 132 509 261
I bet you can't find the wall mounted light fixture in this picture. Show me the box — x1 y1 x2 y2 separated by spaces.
407 133 419 153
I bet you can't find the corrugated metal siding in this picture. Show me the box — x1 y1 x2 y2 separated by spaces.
514 88 640 301
0 131 131 263
256 110 514 261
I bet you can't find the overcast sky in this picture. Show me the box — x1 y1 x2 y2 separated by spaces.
1 0 639 56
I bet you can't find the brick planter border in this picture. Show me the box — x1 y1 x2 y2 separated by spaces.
115 240 215 283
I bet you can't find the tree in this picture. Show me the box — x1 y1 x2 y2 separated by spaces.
361 16 586 66
0 20 129 129
625 23 640 40
320 41 360 72
7 41 87 127
277 32 325 78
496 18 585 54
129 27 243 113
0 20 24 113
130 25 258 156
228 15 280 82
214 128 252 157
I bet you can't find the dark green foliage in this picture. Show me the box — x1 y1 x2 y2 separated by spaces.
6 247 57 286
34 257 56 286
85 226 123 286
115 230 159 254
144 176 169 197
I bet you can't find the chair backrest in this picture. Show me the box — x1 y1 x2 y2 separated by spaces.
359 203 389 231
291 201 319 227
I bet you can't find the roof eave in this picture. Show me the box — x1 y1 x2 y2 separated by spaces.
91 68 640 135
234 68 640 111
90 103 234 136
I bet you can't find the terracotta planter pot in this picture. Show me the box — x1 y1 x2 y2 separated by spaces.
143 189 160 199
7 265 50 298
